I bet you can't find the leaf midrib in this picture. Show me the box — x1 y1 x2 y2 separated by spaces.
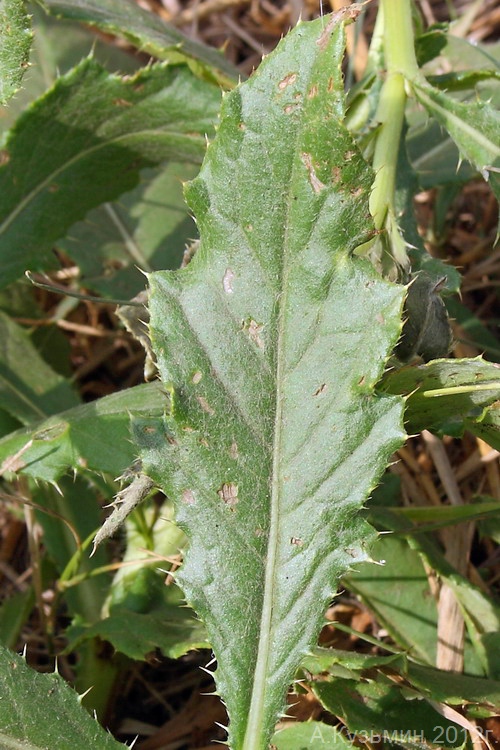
241 62 323 748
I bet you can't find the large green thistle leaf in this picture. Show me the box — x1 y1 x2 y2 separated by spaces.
140 13 406 750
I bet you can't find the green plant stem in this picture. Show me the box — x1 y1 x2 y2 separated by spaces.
369 0 418 241
369 71 406 230
382 0 419 78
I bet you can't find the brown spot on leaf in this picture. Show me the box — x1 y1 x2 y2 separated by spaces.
301 153 326 194
192 371 203 384
313 383 327 396
332 166 342 183
278 73 297 90
217 482 239 507
229 441 239 460
308 85 319 99
0 150 10 166
196 396 215 416
244 319 265 350
291 537 303 546
113 98 132 107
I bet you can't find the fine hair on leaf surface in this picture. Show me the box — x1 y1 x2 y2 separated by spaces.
138 11 407 750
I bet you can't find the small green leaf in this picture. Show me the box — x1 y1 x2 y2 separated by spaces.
0 310 79 424
66 603 208 661
412 79 500 203
141 14 406 749
0 0 32 104
272 721 356 749
0 58 221 288
426 69 500 92
43 0 240 87
381 357 500 436
0 643 125 749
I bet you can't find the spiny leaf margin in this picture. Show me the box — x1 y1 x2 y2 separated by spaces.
140 13 406 750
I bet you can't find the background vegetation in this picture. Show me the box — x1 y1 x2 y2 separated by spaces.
0 1 499 748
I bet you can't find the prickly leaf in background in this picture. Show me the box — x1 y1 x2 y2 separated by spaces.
0 0 32 104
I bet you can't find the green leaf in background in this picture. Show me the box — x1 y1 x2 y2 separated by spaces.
65 497 207 661
0 58 221 289
303 646 500 718
412 79 500 205
468 403 500 451
59 162 199 299
314 676 468 749
67 602 209 661
406 115 476 190
140 14 406 750
0 643 125 749
0 3 141 134
0 381 164 481
0 0 32 104
0 309 79 425
345 535 438 666
272 721 356 750
381 357 500 437
446 295 500 363
42 0 240 87
372 508 500 679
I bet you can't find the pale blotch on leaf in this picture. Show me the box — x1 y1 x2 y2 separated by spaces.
278 72 297 90
223 268 235 294
196 395 215 415
183 489 196 505
217 482 239 507
229 441 239 460
192 371 203 384
244 319 265 350
301 153 326 194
